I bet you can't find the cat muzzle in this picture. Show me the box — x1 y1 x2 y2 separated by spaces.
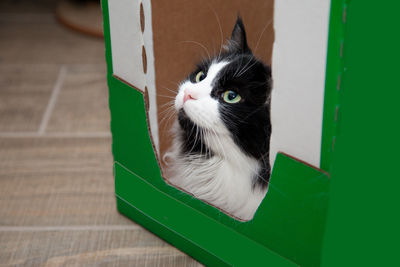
183 89 196 104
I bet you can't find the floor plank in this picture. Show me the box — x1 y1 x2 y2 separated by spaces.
0 229 202 267
0 0 57 14
0 15 105 65
0 65 59 132
0 4 201 266
46 65 110 133
0 137 126 226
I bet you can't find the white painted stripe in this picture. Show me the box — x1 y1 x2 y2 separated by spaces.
38 65 68 135
142 0 159 152
108 1 159 152
269 0 330 168
0 132 111 138
0 225 141 232
108 0 146 91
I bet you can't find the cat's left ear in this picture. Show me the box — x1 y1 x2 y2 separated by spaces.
226 16 251 54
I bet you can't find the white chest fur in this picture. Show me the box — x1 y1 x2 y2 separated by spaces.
165 125 267 221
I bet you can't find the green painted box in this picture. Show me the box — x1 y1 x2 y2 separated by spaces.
101 0 400 266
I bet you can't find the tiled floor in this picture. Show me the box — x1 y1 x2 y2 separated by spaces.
0 1 201 266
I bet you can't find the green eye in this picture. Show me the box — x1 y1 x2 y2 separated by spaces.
195 71 206 83
222 90 241 104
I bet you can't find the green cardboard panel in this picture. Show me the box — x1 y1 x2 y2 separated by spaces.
115 152 329 266
321 1 400 266
108 76 161 183
110 84 330 265
103 0 332 266
115 163 297 267
320 0 346 172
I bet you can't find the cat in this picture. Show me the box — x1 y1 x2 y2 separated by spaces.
164 17 272 221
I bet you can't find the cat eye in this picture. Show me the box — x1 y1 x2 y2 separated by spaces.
195 71 206 83
222 90 242 104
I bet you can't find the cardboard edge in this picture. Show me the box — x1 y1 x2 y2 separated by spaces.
112 74 166 178
114 161 299 267
111 74 255 222
320 0 347 172
279 151 330 178
112 73 331 223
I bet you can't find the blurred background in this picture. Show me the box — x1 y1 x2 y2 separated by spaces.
0 0 201 265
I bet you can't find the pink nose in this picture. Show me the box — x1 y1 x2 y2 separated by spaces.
183 89 195 103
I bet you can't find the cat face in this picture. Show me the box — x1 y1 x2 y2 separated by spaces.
174 17 272 159
175 60 230 132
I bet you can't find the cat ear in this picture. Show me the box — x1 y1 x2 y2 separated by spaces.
226 16 251 54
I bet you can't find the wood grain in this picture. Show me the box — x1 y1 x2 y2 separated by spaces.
0 65 58 132
0 137 122 226
0 2 202 266
0 15 105 65
46 65 110 133
0 0 57 14
0 230 202 267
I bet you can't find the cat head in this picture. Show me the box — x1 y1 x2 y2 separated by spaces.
174 17 272 157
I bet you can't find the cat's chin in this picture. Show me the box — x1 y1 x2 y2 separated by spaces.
181 100 226 131
177 108 189 121
178 108 202 130
178 107 220 134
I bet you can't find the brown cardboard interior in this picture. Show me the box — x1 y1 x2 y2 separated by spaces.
151 0 275 165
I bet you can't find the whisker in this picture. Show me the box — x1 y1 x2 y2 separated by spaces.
206 3 224 60
233 54 245 77
189 123 199 154
161 86 178 95
179 40 211 60
158 111 175 128
253 19 273 55
235 19 273 78
199 128 204 156
159 100 175 109
158 104 176 115
158 106 176 122
157 94 176 100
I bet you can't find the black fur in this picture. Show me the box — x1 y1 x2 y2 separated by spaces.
178 109 213 158
179 17 272 189
214 54 272 189
226 16 252 54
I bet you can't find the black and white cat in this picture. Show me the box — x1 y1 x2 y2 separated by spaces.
165 17 272 221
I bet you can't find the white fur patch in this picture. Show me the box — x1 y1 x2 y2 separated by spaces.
174 61 228 132
166 61 267 221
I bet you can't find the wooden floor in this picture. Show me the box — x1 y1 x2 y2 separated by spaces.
0 1 201 266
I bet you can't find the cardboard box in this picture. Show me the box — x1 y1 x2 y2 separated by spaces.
101 0 347 266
